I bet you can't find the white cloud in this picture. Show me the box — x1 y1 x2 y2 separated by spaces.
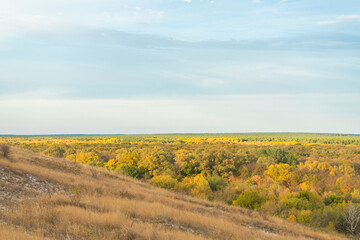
317 15 360 25
0 1 166 40
184 0 192 2
0 95 359 134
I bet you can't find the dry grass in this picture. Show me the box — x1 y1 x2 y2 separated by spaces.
0 147 347 240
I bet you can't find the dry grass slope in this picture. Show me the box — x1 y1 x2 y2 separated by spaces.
0 147 347 240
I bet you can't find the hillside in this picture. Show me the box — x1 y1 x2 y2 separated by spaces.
0 146 346 240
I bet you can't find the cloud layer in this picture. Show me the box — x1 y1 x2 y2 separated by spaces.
317 15 360 25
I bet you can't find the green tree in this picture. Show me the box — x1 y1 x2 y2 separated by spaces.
116 163 145 179
258 147 299 166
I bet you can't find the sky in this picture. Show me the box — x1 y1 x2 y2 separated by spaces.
0 0 359 134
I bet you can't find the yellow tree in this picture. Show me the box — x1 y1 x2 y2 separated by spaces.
265 163 293 187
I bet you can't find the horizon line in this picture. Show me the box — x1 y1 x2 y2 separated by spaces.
1 132 359 137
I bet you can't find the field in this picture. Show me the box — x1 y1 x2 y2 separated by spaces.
1 133 360 239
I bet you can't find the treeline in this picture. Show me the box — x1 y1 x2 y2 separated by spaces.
3 132 360 145
2 135 360 236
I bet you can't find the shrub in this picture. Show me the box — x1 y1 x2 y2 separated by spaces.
233 190 264 210
323 194 343 206
150 175 177 190
43 145 65 157
287 214 297 222
297 210 313 224
105 159 117 170
0 144 10 158
191 174 212 198
352 190 360 203
335 214 348 234
116 164 144 179
281 191 324 211
208 175 227 191
179 174 212 198
311 206 342 228
213 181 248 203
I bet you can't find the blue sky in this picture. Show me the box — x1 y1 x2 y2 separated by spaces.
0 0 359 134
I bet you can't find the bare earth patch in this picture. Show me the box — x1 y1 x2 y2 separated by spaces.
0 165 62 209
